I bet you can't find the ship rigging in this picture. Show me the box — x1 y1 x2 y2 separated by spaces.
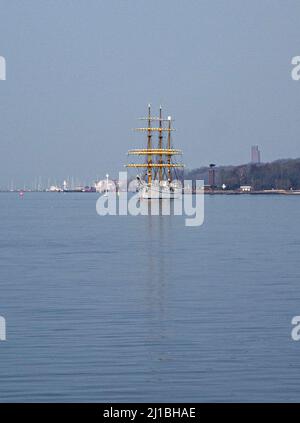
126 104 184 199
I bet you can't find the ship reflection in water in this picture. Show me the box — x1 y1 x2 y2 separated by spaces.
0 193 300 401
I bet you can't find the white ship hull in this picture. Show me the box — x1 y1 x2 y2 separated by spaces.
139 182 181 199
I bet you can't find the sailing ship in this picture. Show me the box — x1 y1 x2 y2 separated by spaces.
126 105 184 199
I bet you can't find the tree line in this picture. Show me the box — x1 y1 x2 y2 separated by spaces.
185 158 300 190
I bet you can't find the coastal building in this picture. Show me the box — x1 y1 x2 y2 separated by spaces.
47 185 63 192
251 145 261 164
240 185 252 192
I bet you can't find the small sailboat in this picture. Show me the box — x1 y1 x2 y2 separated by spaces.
126 105 184 199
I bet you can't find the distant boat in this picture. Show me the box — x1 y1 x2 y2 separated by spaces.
126 105 184 199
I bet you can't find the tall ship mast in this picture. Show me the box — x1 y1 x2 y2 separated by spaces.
126 104 184 199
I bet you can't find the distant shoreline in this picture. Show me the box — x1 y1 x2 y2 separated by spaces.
1 189 300 196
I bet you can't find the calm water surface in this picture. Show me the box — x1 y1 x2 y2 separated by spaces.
0 193 300 402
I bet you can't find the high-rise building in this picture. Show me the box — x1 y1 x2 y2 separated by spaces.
251 145 261 164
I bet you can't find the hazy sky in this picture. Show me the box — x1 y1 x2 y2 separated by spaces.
1 0 300 187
